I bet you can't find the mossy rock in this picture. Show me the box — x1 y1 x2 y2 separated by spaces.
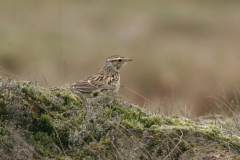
0 78 240 159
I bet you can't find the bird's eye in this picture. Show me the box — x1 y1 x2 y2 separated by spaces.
118 59 122 62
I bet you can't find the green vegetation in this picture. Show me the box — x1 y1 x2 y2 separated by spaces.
0 78 240 159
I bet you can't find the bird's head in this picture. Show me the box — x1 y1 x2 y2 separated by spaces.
105 55 133 72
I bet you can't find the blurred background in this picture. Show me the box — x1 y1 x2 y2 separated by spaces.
1 0 240 116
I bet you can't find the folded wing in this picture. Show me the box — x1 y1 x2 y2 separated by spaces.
70 80 115 94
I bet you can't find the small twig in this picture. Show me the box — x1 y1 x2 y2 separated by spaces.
4 125 43 158
28 100 67 156
205 96 235 115
0 66 20 78
122 86 159 107
116 125 153 160
110 140 124 160
42 73 49 87
52 124 66 156
163 130 183 160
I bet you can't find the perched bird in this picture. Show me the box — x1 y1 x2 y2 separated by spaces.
70 55 133 97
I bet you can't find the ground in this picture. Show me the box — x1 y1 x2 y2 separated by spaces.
0 78 240 159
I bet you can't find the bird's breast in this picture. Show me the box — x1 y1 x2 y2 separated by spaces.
105 74 120 92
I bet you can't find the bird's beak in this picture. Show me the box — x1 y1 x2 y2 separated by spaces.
124 58 133 61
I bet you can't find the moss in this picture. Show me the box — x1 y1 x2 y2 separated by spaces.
112 105 128 114
83 156 93 160
1 78 240 159
102 108 113 119
0 136 8 143
0 98 5 106
34 132 63 157
92 91 99 97
0 100 6 120
121 118 144 130
21 86 30 95
100 137 111 150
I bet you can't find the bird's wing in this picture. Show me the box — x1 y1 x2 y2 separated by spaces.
70 81 96 93
70 80 114 93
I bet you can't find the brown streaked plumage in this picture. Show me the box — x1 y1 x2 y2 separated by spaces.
70 55 133 97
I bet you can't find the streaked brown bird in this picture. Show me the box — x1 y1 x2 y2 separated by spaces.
70 55 133 97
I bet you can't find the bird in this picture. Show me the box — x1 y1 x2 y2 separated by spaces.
70 55 133 97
